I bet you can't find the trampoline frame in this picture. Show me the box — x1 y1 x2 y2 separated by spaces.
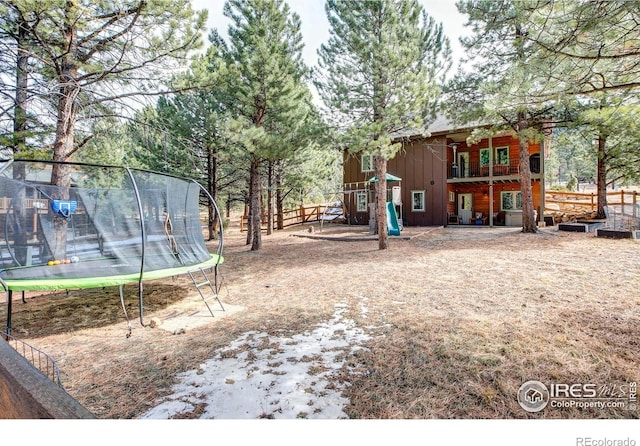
0 159 224 337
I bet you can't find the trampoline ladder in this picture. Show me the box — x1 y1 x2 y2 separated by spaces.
187 266 225 317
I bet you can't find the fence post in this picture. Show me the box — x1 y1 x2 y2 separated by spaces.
300 205 305 223
590 192 595 211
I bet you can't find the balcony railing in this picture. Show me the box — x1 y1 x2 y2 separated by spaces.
448 157 540 180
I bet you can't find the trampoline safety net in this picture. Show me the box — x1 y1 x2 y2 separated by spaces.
0 160 222 290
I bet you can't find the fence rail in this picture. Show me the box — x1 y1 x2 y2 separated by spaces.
240 204 338 232
545 190 638 213
2 331 61 386
0 336 94 418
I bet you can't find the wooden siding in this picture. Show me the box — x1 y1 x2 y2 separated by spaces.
446 135 544 225
343 133 544 227
448 135 541 167
447 181 542 221
343 137 447 226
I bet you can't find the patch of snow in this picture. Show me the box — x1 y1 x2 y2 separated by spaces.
359 297 369 319
141 303 370 419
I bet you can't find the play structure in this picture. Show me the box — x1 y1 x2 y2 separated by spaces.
319 201 347 223
0 159 225 336
340 173 403 235
367 174 403 236
386 201 401 236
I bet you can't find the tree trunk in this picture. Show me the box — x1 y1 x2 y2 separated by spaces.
11 14 29 264
374 155 389 249
513 24 536 234
207 144 218 240
50 79 78 260
596 134 608 219
266 160 274 235
245 174 252 246
50 163 72 261
517 111 537 233
245 200 252 245
50 1 81 260
276 164 284 230
249 156 262 251
13 12 28 153
11 165 28 265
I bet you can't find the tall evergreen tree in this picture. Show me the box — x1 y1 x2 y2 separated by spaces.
574 98 640 217
316 0 450 250
449 0 553 233
0 0 207 259
214 0 314 251
520 0 640 219
547 127 596 189
128 90 247 240
0 2 46 157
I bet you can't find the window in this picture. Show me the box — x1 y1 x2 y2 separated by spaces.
356 192 368 212
361 154 373 172
495 146 509 165
412 190 425 212
501 191 522 210
479 148 490 166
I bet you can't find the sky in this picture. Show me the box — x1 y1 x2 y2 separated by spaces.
192 0 470 71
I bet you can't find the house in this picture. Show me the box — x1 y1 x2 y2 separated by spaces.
342 117 548 227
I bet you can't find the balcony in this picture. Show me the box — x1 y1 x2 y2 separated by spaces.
447 156 541 182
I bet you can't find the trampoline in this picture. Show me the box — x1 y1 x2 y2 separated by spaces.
0 159 224 336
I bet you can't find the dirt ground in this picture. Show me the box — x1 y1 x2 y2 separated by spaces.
3 220 639 419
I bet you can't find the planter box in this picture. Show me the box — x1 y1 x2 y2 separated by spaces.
559 222 604 233
596 229 639 239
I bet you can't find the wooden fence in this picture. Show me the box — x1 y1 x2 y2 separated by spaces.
545 190 639 213
240 204 335 232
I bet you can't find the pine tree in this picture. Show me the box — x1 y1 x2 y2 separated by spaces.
568 97 640 217
1 0 207 259
316 0 450 249
520 0 640 219
449 0 553 233
526 0 640 96
214 0 315 251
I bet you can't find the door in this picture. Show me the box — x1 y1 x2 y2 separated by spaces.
458 152 470 178
458 193 472 224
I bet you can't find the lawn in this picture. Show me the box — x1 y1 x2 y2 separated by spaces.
6 221 639 419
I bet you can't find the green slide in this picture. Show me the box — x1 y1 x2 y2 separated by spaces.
386 202 401 236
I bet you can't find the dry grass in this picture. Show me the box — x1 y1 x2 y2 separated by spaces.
3 220 639 419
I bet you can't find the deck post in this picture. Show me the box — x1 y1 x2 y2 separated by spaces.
489 136 494 227
540 141 546 225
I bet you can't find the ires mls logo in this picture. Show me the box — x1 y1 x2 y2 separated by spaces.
549 383 597 398
518 380 637 413
518 380 550 412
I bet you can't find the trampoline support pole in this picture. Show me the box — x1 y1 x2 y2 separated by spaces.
137 281 145 328
5 290 11 339
119 285 132 338
124 167 148 329
1 277 10 338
